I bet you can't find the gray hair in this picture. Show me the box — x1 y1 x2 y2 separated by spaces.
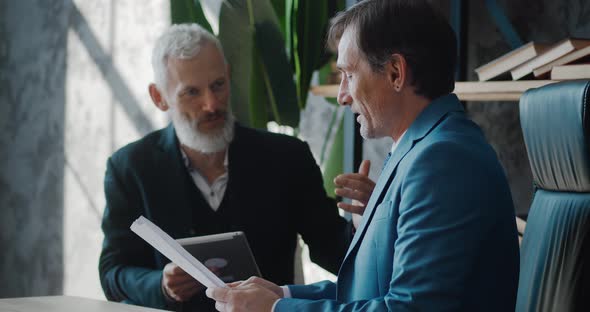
151 23 225 92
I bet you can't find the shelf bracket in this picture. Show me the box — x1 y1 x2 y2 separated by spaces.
484 0 524 49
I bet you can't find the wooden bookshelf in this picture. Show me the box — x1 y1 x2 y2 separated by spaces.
310 80 559 102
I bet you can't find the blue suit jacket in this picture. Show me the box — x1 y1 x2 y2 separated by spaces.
277 94 520 311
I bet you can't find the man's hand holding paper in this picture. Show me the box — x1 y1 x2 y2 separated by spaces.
161 262 206 302
130 216 227 291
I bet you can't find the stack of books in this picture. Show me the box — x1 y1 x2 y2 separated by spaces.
475 38 590 81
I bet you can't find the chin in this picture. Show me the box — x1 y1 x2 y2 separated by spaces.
173 112 235 154
359 126 374 139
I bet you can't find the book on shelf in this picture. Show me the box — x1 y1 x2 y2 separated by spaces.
511 38 590 80
550 64 590 80
474 42 549 81
533 45 590 77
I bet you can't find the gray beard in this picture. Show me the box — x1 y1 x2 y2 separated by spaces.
170 108 235 154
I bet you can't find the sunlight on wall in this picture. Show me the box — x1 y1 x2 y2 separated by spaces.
62 0 169 299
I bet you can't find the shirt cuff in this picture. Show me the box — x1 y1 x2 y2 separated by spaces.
270 286 291 312
282 286 292 298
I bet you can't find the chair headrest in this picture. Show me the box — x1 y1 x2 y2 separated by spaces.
520 80 590 192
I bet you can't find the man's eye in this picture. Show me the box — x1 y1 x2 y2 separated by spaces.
186 88 199 96
212 80 225 91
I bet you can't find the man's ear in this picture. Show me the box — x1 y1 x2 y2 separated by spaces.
149 83 169 111
387 54 408 92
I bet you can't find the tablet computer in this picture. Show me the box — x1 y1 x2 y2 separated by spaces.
176 231 261 283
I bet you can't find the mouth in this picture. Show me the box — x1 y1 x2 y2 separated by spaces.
201 111 226 123
196 111 227 131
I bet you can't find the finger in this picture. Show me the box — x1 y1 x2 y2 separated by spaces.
334 174 375 191
242 276 264 285
166 264 191 280
169 279 202 293
171 264 187 275
334 188 371 203
215 301 227 312
165 285 199 301
239 276 283 297
166 274 197 287
241 276 269 288
337 202 366 214
175 284 204 300
358 159 371 176
206 287 230 303
227 280 244 288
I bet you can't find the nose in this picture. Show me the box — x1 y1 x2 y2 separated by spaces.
337 78 352 106
202 90 221 112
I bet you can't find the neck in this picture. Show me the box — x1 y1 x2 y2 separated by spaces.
390 92 431 141
181 145 227 184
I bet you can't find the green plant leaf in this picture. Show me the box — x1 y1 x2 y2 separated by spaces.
322 112 344 198
270 0 286 37
288 0 344 110
255 21 299 127
170 0 213 33
214 1 255 126
249 48 270 128
200 0 299 128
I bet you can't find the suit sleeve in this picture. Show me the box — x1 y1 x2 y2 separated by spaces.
289 141 352 274
277 141 510 311
99 157 170 309
288 280 337 300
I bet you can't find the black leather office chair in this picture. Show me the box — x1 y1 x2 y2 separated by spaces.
516 80 590 312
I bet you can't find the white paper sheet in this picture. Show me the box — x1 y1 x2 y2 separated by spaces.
130 216 227 289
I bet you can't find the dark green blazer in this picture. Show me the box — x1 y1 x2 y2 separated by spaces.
99 124 352 311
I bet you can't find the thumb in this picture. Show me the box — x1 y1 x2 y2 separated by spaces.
358 159 371 176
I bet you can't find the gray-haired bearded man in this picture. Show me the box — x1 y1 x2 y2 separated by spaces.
98 23 374 312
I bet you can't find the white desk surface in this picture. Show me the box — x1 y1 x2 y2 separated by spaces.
0 296 170 312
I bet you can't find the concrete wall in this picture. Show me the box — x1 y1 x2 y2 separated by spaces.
1 0 169 299
1 0 69 298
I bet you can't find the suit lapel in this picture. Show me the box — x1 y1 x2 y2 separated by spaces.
153 124 196 237
344 135 413 259
341 94 464 261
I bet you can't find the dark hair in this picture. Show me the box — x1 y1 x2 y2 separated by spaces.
328 0 457 100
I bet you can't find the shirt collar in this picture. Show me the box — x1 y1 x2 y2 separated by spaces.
390 130 407 155
180 147 229 172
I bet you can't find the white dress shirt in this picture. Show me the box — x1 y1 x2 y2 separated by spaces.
391 130 406 155
180 149 229 211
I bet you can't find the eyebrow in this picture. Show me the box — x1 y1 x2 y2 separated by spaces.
179 86 198 95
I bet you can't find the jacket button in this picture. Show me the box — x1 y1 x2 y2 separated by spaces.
189 229 196 235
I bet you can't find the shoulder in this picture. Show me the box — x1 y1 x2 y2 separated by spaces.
234 125 310 155
109 127 167 169
402 114 505 185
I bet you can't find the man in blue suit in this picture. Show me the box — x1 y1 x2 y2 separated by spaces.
206 0 520 311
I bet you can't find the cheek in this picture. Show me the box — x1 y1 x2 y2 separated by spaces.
214 91 230 108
